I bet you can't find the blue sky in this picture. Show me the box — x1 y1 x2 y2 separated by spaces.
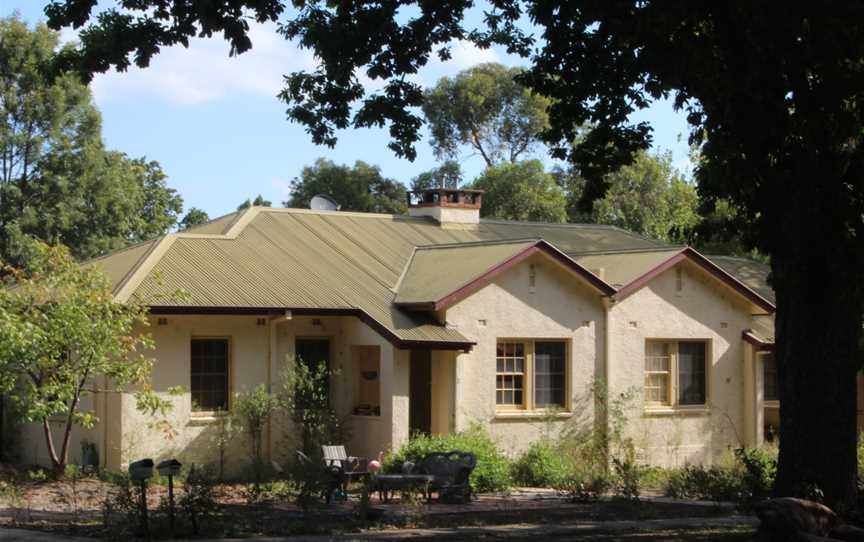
4 2 693 219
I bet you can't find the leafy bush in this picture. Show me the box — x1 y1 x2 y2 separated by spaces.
178 465 219 535
663 447 776 506
664 464 741 503
279 358 349 455
385 424 512 493
233 384 280 488
735 446 776 505
611 455 645 501
554 469 611 502
101 473 142 536
511 439 575 487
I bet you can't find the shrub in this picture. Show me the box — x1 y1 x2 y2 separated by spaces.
233 384 280 488
664 464 741 503
554 469 611 502
101 473 142 536
279 358 348 455
511 439 575 487
178 465 219 535
611 455 645 501
735 446 776 505
385 424 512 493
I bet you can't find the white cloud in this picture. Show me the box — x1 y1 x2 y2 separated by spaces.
67 21 512 106
87 22 318 105
434 39 500 70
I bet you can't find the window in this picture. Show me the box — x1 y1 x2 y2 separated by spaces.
763 353 778 402
496 340 568 410
645 342 672 404
191 338 229 412
644 340 708 408
496 342 525 407
534 342 566 407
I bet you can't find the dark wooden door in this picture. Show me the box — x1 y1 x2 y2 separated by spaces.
409 350 432 435
296 338 331 395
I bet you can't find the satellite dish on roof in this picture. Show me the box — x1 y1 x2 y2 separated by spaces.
310 194 341 211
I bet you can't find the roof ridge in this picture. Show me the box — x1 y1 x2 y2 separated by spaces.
180 210 241 234
111 235 174 299
705 254 770 266
416 238 541 250
568 246 685 256
82 237 159 265
258 206 407 220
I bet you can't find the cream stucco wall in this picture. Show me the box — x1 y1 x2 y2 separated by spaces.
607 260 756 467
14 256 768 473
16 314 403 474
443 252 605 456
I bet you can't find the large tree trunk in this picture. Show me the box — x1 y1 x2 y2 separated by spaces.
772 165 864 512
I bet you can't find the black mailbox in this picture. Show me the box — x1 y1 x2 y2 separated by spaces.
157 459 182 477
129 458 154 481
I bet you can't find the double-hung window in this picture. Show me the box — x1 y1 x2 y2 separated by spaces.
496 340 568 411
644 340 708 408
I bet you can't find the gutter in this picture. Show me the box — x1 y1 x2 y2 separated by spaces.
147 306 475 352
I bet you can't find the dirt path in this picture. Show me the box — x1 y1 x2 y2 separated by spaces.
0 515 758 541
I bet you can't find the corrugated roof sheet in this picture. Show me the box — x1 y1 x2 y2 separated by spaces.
708 256 775 304
89 207 775 347
572 249 684 288
181 212 241 235
87 239 159 292
395 240 539 305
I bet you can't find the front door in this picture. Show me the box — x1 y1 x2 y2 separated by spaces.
409 350 432 435
296 338 331 395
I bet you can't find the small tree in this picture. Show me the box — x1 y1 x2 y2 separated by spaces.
0 239 168 474
278 358 347 507
233 384 279 488
278 359 346 456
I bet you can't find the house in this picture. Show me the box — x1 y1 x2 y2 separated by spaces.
17 188 784 472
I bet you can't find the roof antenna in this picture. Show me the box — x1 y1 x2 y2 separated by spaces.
310 194 341 211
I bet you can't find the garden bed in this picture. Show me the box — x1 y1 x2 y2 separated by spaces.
0 469 752 539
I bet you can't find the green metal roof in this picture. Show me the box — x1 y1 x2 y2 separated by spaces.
707 255 775 304
394 240 540 306
571 248 684 288
88 207 774 347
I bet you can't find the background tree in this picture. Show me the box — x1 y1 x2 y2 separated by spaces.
0 239 169 473
423 63 550 167
178 208 210 231
471 160 566 223
588 152 699 244
286 158 407 214
46 0 864 510
237 195 272 211
0 17 182 264
410 160 462 192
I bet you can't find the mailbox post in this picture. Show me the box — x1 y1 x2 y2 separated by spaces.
128 459 154 537
157 459 182 536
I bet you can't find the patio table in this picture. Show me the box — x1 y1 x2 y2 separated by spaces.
374 474 435 503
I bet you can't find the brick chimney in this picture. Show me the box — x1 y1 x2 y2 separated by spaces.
407 188 483 228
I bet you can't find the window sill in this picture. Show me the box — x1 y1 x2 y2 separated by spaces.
188 412 229 425
494 410 573 420
643 406 710 417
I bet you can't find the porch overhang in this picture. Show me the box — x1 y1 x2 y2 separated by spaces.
147 305 475 352
742 329 775 352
